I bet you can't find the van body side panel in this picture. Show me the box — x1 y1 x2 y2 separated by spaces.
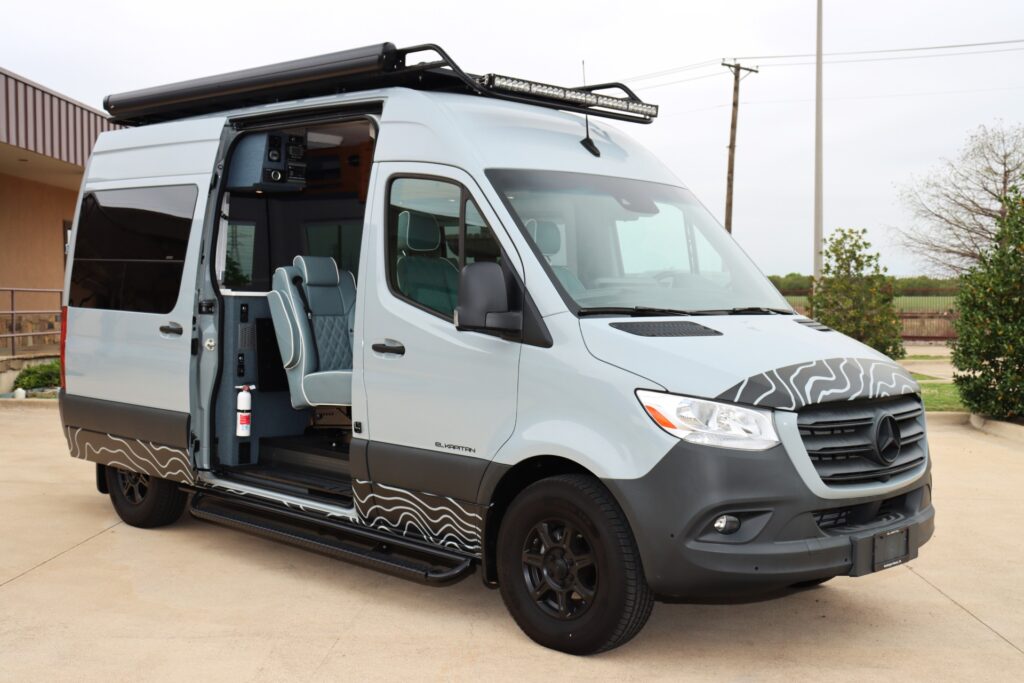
59 391 194 484
64 174 210 411
488 312 674 482
62 119 226 479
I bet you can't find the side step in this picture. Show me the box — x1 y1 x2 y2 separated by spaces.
189 491 474 586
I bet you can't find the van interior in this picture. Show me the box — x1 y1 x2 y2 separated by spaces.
212 117 377 504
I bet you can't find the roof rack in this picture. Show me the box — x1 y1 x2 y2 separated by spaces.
103 43 659 126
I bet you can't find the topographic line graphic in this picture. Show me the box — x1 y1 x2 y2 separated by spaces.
353 480 483 554
66 427 194 484
717 357 918 410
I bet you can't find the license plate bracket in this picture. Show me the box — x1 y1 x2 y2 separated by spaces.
873 526 910 572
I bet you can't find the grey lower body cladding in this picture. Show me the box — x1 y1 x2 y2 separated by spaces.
604 439 934 599
59 390 195 485
353 479 484 554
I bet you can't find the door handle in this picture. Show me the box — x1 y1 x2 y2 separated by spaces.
160 322 184 336
371 341 405 356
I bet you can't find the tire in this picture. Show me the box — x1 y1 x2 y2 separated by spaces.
105 466 187 528
496 474 654 655
791 576 834 589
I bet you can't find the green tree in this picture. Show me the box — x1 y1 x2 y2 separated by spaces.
811 228 905 359
952 190 1024 419
768 272 813 293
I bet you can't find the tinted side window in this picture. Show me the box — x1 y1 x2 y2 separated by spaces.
386 178 502 319
304 219 363 279
69 185 198 313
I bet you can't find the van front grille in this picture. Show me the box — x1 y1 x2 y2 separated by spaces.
813 494 905 531
798 396 927 486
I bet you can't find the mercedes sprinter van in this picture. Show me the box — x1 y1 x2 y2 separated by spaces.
58 43 934 654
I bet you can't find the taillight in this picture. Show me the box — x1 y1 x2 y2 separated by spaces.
59 306 67 389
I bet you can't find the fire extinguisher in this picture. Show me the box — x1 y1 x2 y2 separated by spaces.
236 384 255 437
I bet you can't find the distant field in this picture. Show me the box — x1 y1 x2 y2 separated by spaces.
784 295 957 314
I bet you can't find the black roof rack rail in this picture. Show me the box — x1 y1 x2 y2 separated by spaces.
103 42 659 126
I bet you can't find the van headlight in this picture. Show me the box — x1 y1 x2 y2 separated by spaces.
635 390 779 451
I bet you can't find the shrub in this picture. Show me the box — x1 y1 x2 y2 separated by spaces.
13 360 61 390
811 228 905 359
952 191 1024 419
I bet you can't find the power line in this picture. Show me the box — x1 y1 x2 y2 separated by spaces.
657 83 1024 117
631 71 728 91
620 59 719 83
618 37 1024 83
760 45 1024 68
735 37 1024 60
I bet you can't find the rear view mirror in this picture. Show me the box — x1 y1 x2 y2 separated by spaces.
456 262 523 335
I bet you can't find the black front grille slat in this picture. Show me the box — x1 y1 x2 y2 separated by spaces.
814 493 909 531
820 457 925 484
798 395 927 486
800 417 875 431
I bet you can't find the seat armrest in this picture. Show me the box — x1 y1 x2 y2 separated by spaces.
268 290 301 369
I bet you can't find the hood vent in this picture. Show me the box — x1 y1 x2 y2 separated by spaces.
794 318 833 332
610 321 722 337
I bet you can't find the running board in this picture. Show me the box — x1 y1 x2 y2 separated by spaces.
189 491 474 586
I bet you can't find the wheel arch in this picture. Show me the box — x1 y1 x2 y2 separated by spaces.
477 454 595 587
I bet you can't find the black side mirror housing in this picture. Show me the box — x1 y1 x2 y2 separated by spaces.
455 261 523 335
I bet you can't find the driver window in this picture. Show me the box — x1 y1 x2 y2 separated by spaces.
386 177 502 319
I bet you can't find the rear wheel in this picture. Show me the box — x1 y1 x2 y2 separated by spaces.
105 466 187 528
496 474 654 655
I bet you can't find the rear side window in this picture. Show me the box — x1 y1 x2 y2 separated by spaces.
69 185 198 313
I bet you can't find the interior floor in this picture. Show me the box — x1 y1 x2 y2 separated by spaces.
224 431 353 504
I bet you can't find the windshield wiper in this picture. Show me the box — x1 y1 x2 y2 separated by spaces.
719 306 795 315
576 306 711 317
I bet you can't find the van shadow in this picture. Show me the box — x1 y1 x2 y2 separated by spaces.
174 513 865 664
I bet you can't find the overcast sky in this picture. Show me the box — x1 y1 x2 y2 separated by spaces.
4 0 1023 275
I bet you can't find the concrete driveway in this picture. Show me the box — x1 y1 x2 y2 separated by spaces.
1 405 1022 681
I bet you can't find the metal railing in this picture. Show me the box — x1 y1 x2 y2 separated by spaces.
0 287 63 358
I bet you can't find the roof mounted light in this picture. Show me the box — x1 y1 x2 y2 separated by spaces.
483 74 658 120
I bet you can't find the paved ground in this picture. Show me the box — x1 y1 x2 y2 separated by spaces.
901 343 955 382
1 406 1022 682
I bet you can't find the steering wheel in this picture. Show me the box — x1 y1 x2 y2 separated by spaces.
651 270 682 287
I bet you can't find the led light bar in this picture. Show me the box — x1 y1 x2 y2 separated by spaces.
483 74 659 119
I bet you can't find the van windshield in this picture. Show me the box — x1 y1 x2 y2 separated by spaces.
486 169 791 315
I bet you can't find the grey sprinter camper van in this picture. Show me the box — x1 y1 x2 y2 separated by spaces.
58 43 934 654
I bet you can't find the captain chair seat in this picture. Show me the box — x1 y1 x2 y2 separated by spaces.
268 256 356 410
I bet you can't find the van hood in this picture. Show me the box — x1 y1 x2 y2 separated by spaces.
580 316 919 410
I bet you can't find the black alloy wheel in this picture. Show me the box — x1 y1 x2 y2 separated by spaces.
116 469 151 505
105 466 187 528
521 519 598 620
496 474 654 654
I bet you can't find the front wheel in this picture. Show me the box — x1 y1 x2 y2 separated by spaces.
496 474 654 655
105 466 187 528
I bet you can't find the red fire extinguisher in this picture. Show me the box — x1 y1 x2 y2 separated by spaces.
236 385 255 437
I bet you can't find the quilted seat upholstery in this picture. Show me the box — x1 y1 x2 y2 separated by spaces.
268 256 356 409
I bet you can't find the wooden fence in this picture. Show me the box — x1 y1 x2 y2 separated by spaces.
782 289 958 341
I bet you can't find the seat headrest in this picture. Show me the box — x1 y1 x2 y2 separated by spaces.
293 255 339 286
398 211 442 252
534 220 562 256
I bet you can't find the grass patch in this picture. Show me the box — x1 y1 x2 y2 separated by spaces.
911 372 938 381
921 383 965 412
905 354 948 360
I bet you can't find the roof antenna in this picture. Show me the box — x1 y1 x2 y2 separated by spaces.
579 60 600 157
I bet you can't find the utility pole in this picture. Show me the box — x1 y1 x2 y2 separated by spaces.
813 0 824 280
722 61 758 234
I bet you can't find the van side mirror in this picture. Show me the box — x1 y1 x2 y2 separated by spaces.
455 261 523 335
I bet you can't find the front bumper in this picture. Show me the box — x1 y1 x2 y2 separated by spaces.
603 439 934 600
